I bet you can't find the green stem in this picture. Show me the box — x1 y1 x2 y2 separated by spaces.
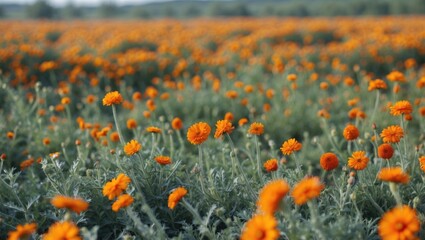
112 105 125 145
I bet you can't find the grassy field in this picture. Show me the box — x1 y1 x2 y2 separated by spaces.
1 17 425 239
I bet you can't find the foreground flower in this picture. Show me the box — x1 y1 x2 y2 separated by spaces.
187 122 211 145
343 124 359 141
320 152 339 171
390 100 412 116
378 167 410 184
124 139 142 156
419 156 425 173
256 179 290 215
155 155 172 165
381 125 404 143
51 195 89 214
214 120 234 138
263 159 278 172
378 143 394 159
291 177 324 205
240 214 279 240
112 194 134 212
8 223 37 240
168 187 188 210
248 122 264 135
280 138 302 155
378 205 420 240
43 221 81 240
102 173 131 200
102 91 123 106
348 151 369 170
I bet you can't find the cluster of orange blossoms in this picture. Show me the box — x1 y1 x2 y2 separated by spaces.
102 173 134 212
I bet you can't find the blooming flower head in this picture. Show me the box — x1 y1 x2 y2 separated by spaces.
51 195 89 214
154 155 172 165
240 214 279 240
146 126 162 133
8 223 37 240
102 173 131 200
126 118 137 129
291 176 324 205
102 91 123 106
187 122 211 145
43 221 81 240
419 156 425 173
378 143 394 159
112 194 134 212
214 119 234 139
256 179 290 215
343 124 359 141
386 71 406 83
248 122 264 135
368 79 387 91
320 152 339 171
348 151 369 170
238 118 248 126
263 159 278 172
381 125 404 143
390 100 412 116
378 205 420 240
124 139 142 156
377 167 410 184
171 117 183 130
168 187 188 210
20 158 35 171
280 138 302 155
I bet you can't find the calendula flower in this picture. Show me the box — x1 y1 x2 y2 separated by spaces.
126 119 137 129
390 100 412 116
171 117 183 130
102 173 131 200
419 156 425 173
51 195 89 214
348 151 369 170
377 167 410 184
348 108 366 119
240 214 279 240
280 138 302 155
386 71 406 82
214 119 234 138
7 223 37 240
112 194 134 212
291 177 324 205
287 73 297 81
368 79 387 91
378 205 420 240
43 221 81 240
343 124 359 141
102 91 123 106
146 126 161 133
381 125 404 143
187 122 211 145
124 139 141 156
378 143 394 159
168 187 187 210
110 132 120 142
155 155 172 165
238 118 248 126
263 159 278 172
20 158 35 170
248 122 264 135
7 131 14 139
320 152 339 171
256 179 290 215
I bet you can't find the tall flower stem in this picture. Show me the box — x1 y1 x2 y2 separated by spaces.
369 90 380 128
112 105 125 145
198 146 206 193
254 136 262 181
307 200 326 240
389 182 403 206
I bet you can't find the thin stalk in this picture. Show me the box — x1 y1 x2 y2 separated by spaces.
112 105 125 145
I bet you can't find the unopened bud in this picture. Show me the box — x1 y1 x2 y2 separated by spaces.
413 196 420 208
350 192 356 201
75 139 81 146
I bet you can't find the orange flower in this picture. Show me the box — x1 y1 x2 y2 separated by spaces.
112 194 134 212
240 214 279 240
343 124 359 141
102 173 131 200
7 223 37 240
377 167 410 184
146 126 162 133
317 109 330 119
386 71 406 82
368 79 387 91
126 118 137 129
43 221 81 240
256 179 290 215
348 108 366 119
348 151 369 170
187 122 211 145
214 120 234 138
43 137 51 145
61 97 71 105
378 143 394 159
381 125 404 143
291 177 324 205
419 156 425 173
85 94 96 104
225 90 238 99
280 138 302 155
238 118 248 126
248 122 264 135
102 91 123 106
155 155 172 165
51 195 89 214
20 158 35 170
110 132 120 142
168 187 187 210
224 112 234 122
124 139 141 156
287 73 297 81
390 100 412 116
263 159 278 172
378 205 420 240
320 152 339 171
171 117 183 130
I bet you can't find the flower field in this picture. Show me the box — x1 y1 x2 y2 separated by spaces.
1 17 425 239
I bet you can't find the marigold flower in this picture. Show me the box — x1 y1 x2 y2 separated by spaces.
225 90 238 99
240 214 279 240
155 155 172 165
214 120 234 139
280 138 302 155
124 139 141 156
238 118 248 126
248 122 264 135
102 91 123 106
102 173 131 200
368 79 387 91
377 167 409 184
378 143 394 159
171 117 183 130
43 137 51 145
110 132 120 142
381 125 404 143
224 112 234 122
348 108 366 119
112 194 134 212
378 205 420 240
348 151 369 170
7 223 37 240
263 159 278 172
390 100 412 116
126 118 137 129
386 71 406 82
20 158 34 170
43 221 81 240
287 73 297 81
146 126 162 133
317 109 330 119
343 124 359 141
256 179 290 215
320 152 339 171
51 195 89 214
168 187 187 210
187 122 211 145
86 94 96 104
291 176 324 205
419 156 425 173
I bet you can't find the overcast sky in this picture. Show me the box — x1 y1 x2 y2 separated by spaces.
1 0 171 7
